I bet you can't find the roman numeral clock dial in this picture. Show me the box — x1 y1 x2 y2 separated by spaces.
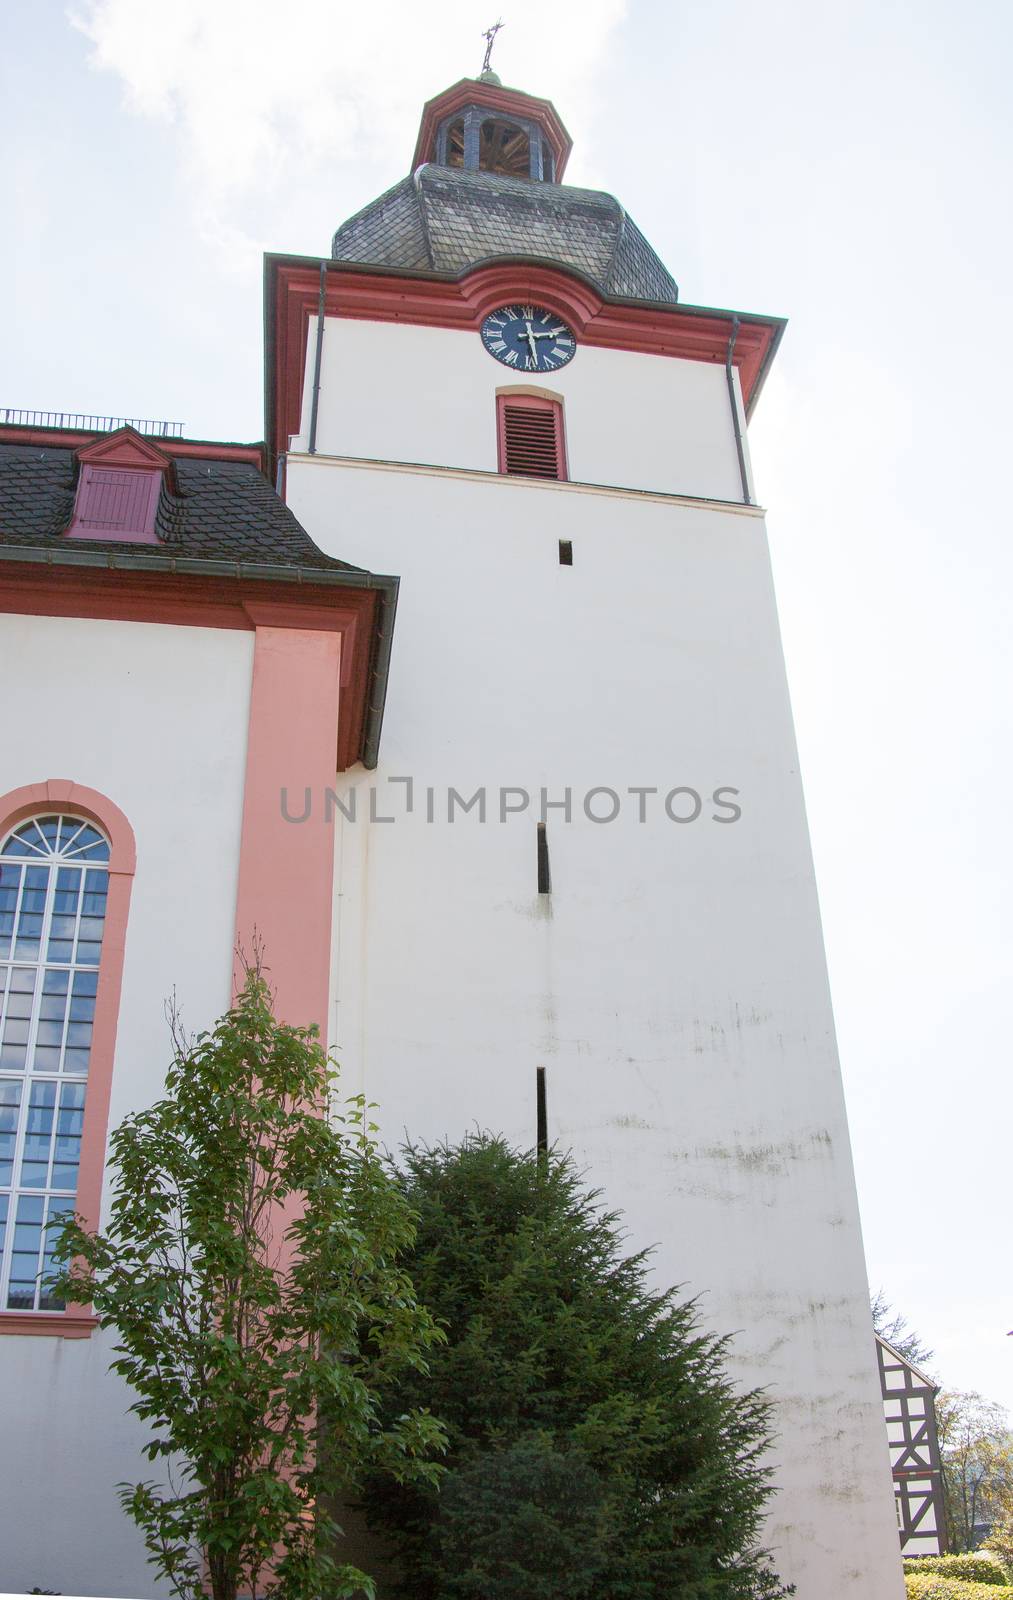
480 304 576 372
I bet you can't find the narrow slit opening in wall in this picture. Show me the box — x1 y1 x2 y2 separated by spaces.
536 822 551 894
536 1067 548 1155
558 540 573 566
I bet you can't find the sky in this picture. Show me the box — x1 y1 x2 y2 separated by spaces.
4 0 1013 1410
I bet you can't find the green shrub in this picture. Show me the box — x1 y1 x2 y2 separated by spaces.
361 1134 791 1599
906 1553 1012 1586
904 1568 1013 1600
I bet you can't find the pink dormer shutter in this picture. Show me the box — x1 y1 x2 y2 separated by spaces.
68 466 161 542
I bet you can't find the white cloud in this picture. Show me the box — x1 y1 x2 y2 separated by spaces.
69 0 627 205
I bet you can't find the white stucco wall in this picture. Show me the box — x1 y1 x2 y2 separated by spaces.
291 314 752 503
0 614 253 1598
287 452 904 1599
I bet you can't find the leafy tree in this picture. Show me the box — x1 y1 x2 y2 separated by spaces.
936 1391 1013 1552
360 1133 790 1599
871 1289 935 1369
50 967 446 1600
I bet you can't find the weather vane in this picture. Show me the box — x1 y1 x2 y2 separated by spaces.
481 19 504 75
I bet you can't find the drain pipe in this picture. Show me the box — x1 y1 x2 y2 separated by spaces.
307 260 327 455
725 315 751 505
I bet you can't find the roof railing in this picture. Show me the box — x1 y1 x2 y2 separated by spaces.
0 409 186 438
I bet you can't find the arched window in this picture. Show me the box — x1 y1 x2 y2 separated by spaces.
0 815 110 1314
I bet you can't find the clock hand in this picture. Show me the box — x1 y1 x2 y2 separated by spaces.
524 322 540 363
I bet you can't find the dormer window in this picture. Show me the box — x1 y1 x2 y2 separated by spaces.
66 426 174 544
70 466 161 541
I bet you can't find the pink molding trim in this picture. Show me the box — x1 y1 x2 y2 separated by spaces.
233 628 341 1033
0 780 136 1339
0 1311 98 1339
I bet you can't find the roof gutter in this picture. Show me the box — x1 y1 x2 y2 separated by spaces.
361 574 399 769
724 316 751 505
307 261 327 456
0 543 398 770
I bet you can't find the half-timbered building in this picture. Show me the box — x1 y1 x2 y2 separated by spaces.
878 1334 947 1556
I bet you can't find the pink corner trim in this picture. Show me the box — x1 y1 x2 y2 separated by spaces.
232 629 341 1034
0 781 136 1338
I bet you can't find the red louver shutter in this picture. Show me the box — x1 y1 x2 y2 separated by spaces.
68 466 161 541
497 396 567 480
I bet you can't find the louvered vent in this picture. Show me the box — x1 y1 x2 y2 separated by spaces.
69 465 161 540
498 398 566 480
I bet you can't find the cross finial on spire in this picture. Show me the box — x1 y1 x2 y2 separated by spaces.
481 19 504 76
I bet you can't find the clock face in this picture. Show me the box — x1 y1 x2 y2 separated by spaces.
480 304 576 373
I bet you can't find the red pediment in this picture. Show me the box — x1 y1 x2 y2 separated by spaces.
75 426 174 480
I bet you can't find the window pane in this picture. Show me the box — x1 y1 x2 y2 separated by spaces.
57 820 84 852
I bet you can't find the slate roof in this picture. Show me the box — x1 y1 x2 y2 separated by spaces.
331 165 679 303
0 442 360 574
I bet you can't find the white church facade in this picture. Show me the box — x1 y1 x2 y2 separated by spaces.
0 73 904 1598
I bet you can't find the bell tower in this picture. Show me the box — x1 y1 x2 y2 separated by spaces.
265 73 905 1600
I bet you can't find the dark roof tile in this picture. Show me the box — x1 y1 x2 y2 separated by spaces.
331 165 679 303
0 444 361 574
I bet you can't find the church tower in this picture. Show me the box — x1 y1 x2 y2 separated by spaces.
266 73 904 1598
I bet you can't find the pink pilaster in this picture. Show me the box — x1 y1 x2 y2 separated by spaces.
233 626 341 1032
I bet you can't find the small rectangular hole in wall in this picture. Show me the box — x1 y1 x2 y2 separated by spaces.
536 1067 548 1154
558 539 573 566
536 822 551 894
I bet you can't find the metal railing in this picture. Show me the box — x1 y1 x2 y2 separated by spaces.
0 408 185 437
